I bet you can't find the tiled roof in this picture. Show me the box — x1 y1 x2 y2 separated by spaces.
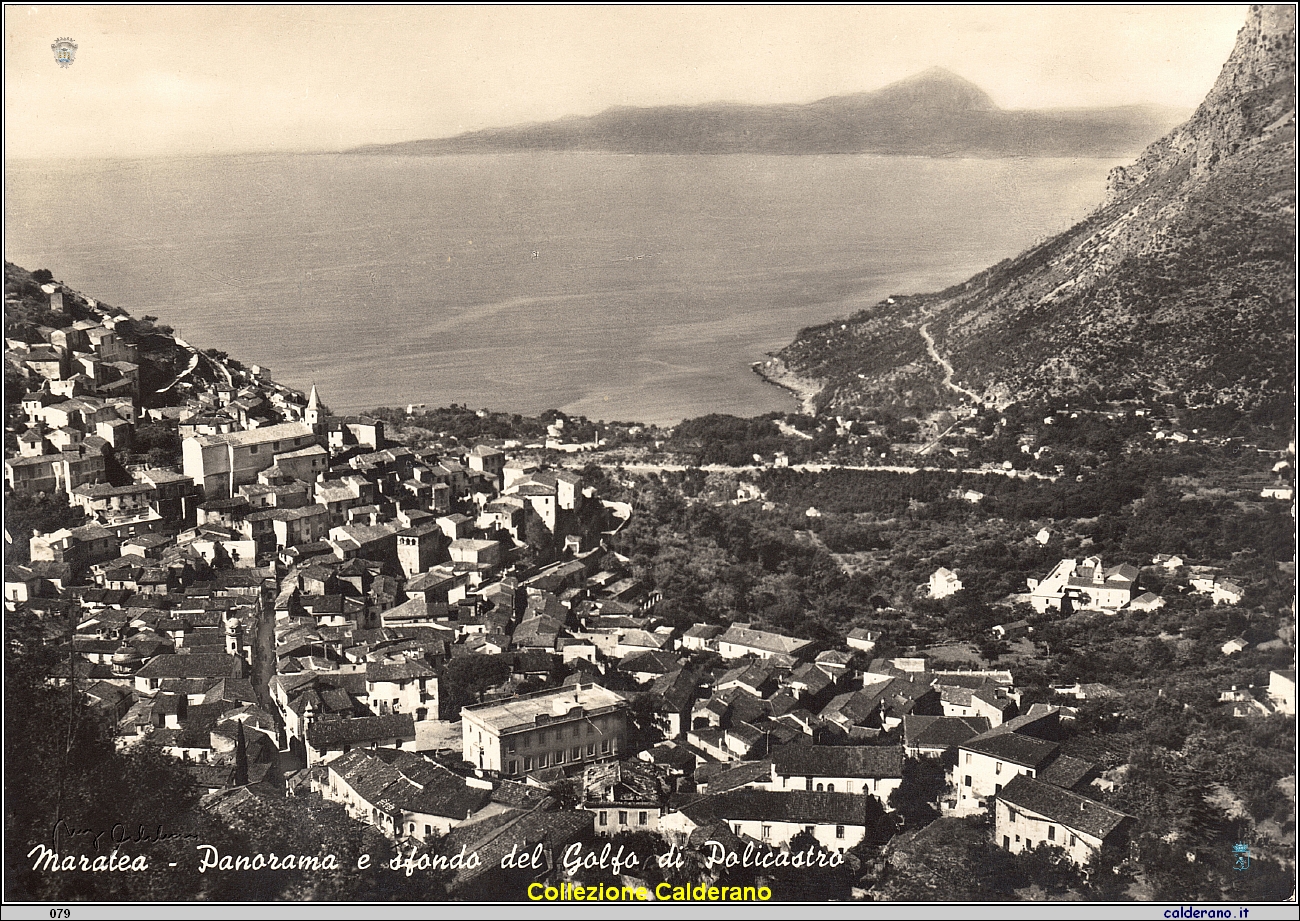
366 658 435 683
998 775 1131 840
771 743 903 778
441 809 591 891
902 715 990 750
683 624 724 639
1037 754 1096 791
677 789 870 826
702 759 769 796
135 653 243 680
307 713 415 748
718 624 812 656
964 730 1058 769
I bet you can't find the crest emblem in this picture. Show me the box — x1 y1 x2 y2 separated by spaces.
51 38 77 68
1231 842 1252 871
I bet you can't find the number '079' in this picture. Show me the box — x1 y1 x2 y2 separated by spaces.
51 910 71 919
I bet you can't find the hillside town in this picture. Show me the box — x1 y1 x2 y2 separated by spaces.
5 266 1294 902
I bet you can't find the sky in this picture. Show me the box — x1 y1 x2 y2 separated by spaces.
5 4 1250 159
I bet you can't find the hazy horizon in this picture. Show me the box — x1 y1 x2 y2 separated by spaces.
5 5 1246 160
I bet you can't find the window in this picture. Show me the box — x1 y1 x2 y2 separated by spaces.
599 812 608 826
995 761 1002 775
425 825 432 837
555 750 564 764
1008 808 1018 822
249 445 258 454
523 756 533 771
1048 826 1056 841
964 775 972 787
734 824 742 835
523 736 531 748
995 784 1002 794
1015 835 1021 843
602 739 611 753
639 812 648 826
835 826 845 839
1003 836 1010 849
507 760 517 774
1069 834 1077 847
409 823 415 834
619 811 628 826
586 743 595 756
507 740 516 754
572 746 581 761
827 783 835 792
965 753 972 764
816 783 824 792
761 825 772 840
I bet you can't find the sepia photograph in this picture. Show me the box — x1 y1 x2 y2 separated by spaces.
3 4 1296 913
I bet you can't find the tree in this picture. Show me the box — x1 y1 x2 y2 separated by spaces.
766 830 854 900
547 778 582 811
3 491 88 564
438 654 511 719
888 756 950 829
1010 843 1088 897
4 647 220 901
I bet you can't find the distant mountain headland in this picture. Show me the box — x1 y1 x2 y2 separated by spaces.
350 68 1187 158
774 6 1297 421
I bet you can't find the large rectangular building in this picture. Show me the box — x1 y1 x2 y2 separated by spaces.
182 422 316 497
461 683 627 777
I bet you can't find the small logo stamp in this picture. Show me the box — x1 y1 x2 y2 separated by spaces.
52 37 77 68
1231 842 1252 871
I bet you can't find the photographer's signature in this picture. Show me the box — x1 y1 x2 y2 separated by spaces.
52 820 200 852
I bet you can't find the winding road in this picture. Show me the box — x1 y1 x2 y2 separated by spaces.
919 321 981 404
574 459 1057 482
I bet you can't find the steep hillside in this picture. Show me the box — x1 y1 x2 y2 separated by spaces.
352 68 1185 158
778 6 1296 427
3 261 225 406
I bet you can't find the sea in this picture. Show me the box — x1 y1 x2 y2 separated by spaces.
5 153 1124 425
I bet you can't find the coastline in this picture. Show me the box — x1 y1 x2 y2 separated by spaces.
751 356 822 416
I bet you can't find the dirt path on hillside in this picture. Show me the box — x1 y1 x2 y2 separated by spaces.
919 321 981 405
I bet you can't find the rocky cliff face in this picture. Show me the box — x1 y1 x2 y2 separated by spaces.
1109 4 1296 196
779 5 1296 425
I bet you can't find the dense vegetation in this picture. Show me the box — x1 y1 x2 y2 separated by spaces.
4 623 453 901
